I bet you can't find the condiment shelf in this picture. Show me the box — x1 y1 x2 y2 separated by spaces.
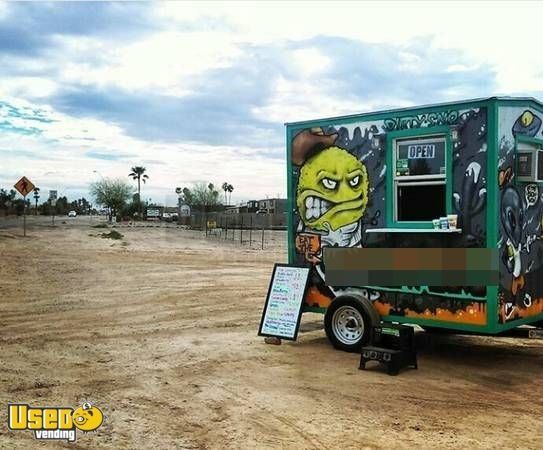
365 228 462 233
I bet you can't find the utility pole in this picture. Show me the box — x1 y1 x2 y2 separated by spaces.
175 187 183 225
49 190 57 226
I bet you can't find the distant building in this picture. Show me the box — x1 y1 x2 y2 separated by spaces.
257 198 286 214
225 200 259 214
246 200 259 213
223 198 286 214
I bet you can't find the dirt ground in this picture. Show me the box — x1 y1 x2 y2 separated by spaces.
1 221 542 449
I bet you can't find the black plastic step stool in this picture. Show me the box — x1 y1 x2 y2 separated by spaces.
359 324 417 376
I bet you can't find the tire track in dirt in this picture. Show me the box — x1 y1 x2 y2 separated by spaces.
163 372 332 450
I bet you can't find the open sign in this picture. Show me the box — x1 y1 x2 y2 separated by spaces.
407 144 436 159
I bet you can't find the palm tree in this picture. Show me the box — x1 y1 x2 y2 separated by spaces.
221 182 229 204
33 187 40 215
129 166 148 217
129 166 149 200
226 184 234 205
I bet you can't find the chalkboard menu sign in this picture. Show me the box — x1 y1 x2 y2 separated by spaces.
258 264 311 340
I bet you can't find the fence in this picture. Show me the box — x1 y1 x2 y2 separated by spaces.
188 212 287 249
188 212 286 230
108 212 288 251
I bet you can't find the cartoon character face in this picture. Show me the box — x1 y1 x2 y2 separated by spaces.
512 110 542 137
72 404 103 432
525 184 539 207
296 146 369 231
501 186 524 248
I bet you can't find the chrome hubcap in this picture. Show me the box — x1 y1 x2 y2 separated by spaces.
332 305 364 345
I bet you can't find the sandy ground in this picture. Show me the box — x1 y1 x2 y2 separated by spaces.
0 221 542 449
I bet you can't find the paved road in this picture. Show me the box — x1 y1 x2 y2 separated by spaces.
0 214 104 230
0 215 189 231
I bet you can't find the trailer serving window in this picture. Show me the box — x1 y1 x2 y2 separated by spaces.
516 139 543 183
393 136 447 222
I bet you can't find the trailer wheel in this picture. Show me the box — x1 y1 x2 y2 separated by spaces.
324 294 379 352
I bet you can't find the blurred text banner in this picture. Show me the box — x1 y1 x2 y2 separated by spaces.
324 248 498 286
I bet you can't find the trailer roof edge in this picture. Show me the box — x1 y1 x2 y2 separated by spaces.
283 96 543 127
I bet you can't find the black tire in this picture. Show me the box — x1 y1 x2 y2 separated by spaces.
324 295 377 352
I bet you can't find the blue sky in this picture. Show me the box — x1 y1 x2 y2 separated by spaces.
1 1 543 205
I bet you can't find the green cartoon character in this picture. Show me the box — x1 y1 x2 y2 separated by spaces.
292 128 375 306
297 145 369 232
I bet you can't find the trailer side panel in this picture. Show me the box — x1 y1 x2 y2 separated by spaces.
288 103 491 331
496 103 543 327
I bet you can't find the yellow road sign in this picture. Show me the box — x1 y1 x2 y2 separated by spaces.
14 176 35 197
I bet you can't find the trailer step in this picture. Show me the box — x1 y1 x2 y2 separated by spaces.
528 328 543 339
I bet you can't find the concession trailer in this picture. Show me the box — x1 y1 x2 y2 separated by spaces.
286 97 543 352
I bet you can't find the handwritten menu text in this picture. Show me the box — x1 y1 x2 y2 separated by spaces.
259 265 310 340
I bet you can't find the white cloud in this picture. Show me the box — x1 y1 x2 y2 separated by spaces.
59 31 243 95
3 1 543 204
252 75 416 124
252 76 362 124
0 98 285 204
289 47 331 78
159 1 543 94
0 77 58 99
397 51 423 72
0 2 8 19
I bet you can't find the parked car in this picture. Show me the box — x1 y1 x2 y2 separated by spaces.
68 210 77 217
161 212 178 223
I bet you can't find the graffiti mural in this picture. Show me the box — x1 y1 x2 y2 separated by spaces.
375 293 487 326
452 108 487 246
292 126 380 308
498 107 543 322
292 108 489 325
511 110 541 138
383 110 460 132
296 145 369 235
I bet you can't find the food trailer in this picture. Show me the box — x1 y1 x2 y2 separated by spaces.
286 97 543 351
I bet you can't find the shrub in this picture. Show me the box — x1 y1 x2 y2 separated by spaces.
100 230 123 240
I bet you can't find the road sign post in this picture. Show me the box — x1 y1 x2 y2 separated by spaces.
49 190 57 226
51 200 57 225
23 198 26 237
14 176 35 237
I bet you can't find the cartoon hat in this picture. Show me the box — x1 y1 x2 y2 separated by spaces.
291 128 338 166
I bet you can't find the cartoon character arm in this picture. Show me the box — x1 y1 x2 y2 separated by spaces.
295 233 322 264
502 241 515 273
